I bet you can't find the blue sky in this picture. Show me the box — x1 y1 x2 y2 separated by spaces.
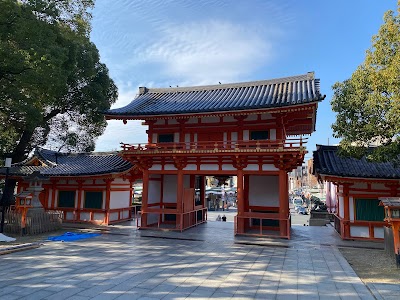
92 0 397 160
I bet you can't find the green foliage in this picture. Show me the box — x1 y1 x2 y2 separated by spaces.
331 2 400 163
0 0 117 161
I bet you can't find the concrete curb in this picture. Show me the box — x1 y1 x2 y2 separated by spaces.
0 243 41 255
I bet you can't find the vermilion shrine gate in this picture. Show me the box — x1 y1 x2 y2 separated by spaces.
105 72 325 238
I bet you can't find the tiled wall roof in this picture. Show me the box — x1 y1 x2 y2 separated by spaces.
106 72 325 117
313 145 400 179
0 148 132 177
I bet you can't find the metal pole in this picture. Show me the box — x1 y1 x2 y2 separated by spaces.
0 166 9 233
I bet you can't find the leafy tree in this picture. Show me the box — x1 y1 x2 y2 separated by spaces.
0 0 117 163
331 3 400 163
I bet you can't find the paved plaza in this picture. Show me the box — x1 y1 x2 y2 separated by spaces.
0 219 399 300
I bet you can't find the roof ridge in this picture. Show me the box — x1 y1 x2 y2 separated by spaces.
38 148 120 157
142 72 316 94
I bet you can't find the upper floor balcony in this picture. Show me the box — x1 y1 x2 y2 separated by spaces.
120 137 307 156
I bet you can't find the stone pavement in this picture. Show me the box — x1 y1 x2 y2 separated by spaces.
0 220 398 299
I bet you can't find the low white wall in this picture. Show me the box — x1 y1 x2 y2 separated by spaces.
374 227 384 239
248 175 279 207
110 212 119 221
66 211 74 220
350 225 369 238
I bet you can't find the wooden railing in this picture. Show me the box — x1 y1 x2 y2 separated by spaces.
234 213 291 239
137 207 208 232
120 138 307 154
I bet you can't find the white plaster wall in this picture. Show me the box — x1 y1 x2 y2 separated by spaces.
174 133 179 143
248 175 279 207
169 119 178 125
148 180 161 205
147 213 158 225
155 119 165 125
66 211 74 220
202 116 219 123
112 178 124 184
95 179 104 185
163 175 177 203
351 182 367 189
243 130 249 141
185 134 190 143
350 226 369 238
110 212 119 221
80 212 89 221
222 164 236 171
246 114 257 121
339 196 344 218
223 116 235 122
349 196 354 221
200 164 219 171
194 133 197 142
152 133 157 143
223 132 227 143
231 132 238 141
110 191 130 209
93 213 104 221
165 164 177 171
123 210 129 218
261 113 273 120
262 164 278 171
187 118 197 124
184 164 197 171
270 129 276 140
374 227 384 239
244 164 259 171
149 164 162 171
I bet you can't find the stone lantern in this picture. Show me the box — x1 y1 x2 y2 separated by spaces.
23 171 49 212
379 197 400 267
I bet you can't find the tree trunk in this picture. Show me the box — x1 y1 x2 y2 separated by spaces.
12 128 35 163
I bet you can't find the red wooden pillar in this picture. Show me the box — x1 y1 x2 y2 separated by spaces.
176 170 184 230
141 170 149 227
105 179 112 225
237 169 244 233
51 180 57 209
343 184 350 238
76 180 83 222
393 223 400 256
279 169 289 237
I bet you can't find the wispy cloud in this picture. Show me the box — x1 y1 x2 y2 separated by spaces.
91 0 296 150
133 20 275 85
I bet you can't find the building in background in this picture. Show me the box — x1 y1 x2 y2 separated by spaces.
313 145 400 241
0 148 140 225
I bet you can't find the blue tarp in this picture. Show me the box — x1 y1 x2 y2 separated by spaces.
48 232 101 242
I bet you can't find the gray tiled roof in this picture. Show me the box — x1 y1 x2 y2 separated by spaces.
379 198 400 207
313 145 400 179
106 72 325 117
0 148 132 177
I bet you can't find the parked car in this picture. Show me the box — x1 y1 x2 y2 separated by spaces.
297 206 308 215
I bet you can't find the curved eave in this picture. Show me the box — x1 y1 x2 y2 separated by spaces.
105 98 324 121
317 172 400 183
